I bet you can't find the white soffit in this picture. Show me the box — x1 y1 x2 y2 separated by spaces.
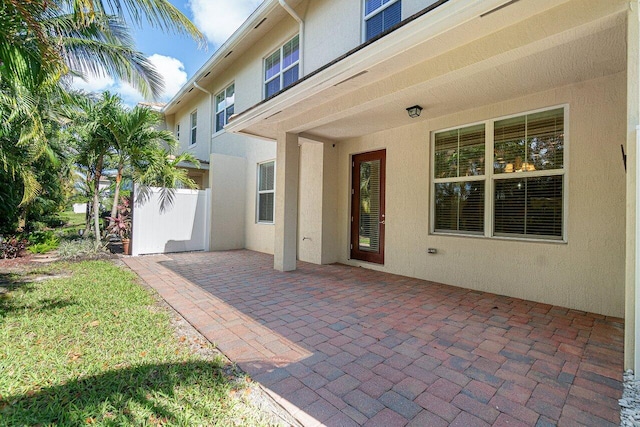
227 0 628 141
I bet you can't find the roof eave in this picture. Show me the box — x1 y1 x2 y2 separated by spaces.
163 0 281 115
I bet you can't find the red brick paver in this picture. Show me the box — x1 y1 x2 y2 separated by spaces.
124 251 624 427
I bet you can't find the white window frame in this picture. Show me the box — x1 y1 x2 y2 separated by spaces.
189 110 197 146
430 105 568 243
256 160 276 224
175 123 180 140
362 0 401 42
263 35 300 99
214 82 235 134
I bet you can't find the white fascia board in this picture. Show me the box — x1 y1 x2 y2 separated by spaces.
224 0 556 134
163 0 281 115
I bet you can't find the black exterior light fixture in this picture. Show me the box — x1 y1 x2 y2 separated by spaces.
406 105 423 118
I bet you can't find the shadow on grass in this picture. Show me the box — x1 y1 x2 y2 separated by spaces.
0 361 234 426
0 274 76 317
0 273 23 287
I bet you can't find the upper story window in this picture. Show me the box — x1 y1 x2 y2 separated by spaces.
215 83 235 133
190 110 197 145
432 107 566 241
264 35 299 99
364 0 402 41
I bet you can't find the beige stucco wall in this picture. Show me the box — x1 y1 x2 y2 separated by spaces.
322 142 340 264
170 95 212 163
302 0 360 73
334 72 626 317
209 154 246 250
301 0 442 73
245 139 277 254
164 9 292 255
298 142 323 263
297 140 340 264
403 0 441 18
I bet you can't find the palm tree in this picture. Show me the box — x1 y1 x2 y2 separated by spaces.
0 0 204 234
105 104 183 225
0 52 77 230
134 150 200 213
1 0 204 98
73 92 122 243
73 92 200 242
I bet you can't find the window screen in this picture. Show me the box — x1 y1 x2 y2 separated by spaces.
257 161 275 223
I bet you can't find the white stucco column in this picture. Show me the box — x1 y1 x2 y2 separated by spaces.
627 0 640 375
274 132 299 271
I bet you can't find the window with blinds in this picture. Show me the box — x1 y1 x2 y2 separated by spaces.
264 35 299 99
364 0 401 41
433 124 485 234
494 108 564 174
215 83 235 133
493 108 564 239
257 161 275 223
432 107 566 241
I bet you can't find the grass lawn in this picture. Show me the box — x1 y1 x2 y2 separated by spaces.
58 211 86 234
0 261 274 426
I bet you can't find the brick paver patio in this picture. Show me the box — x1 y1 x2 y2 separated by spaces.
124 250 624 427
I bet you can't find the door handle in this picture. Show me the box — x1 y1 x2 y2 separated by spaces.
379 220 385 225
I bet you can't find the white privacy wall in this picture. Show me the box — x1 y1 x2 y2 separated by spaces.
131 188 211 256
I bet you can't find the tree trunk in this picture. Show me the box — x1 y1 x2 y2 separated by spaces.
18 207 27 232
84 172 94 237
85 201 91 236
93 156 104 245
109 163 123 228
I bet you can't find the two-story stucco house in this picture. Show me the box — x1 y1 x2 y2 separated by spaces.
162 0 640 373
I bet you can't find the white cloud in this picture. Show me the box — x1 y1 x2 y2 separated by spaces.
70 54 187 107
188 0 262 46
148 54 187 100
71 74 115 93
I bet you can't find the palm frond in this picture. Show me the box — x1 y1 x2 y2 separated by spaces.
66 0 205 47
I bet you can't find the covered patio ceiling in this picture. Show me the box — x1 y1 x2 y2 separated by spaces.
227 0 627 142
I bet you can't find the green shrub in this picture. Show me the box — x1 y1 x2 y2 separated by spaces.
27 230 56 245
27 241 60 254
57 239 107 260
26 231 60 254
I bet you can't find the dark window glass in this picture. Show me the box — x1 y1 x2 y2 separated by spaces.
434 181 484 233
283 65 299 89
494 176 563 238
258 193 274 222
265 79 280 98
215 112 225 132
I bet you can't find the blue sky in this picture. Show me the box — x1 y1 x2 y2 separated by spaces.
132 1 209 78
72 0 262 106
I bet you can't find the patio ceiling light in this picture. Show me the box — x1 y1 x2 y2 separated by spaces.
406 105 423 118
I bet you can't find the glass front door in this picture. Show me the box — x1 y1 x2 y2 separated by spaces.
351 150 386 264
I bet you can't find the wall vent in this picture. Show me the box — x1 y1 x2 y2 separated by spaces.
480 0 520 18
334 71 368 87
